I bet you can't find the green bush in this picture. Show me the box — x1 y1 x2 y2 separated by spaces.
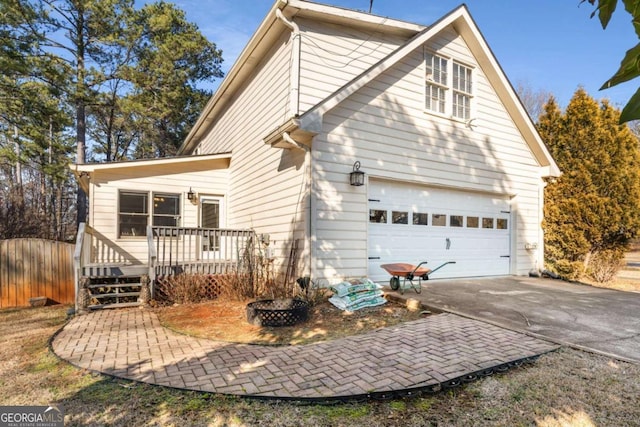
551 259 585 281
539 90 640 279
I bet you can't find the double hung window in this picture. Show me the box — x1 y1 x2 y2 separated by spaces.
153 193 180 227
119 192 149 237
452 62 472 120
425 52 448 114
425 49 473 120
118 191 180 237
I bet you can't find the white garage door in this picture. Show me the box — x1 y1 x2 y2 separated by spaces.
368 180 511 281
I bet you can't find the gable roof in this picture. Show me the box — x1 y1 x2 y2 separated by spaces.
178 0 424 155
295 4 560 177
182 0 560 178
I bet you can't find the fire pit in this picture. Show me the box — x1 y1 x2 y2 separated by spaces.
246 298 309 327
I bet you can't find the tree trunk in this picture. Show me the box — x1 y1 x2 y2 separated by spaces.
76 8 87 225
76 101 87 225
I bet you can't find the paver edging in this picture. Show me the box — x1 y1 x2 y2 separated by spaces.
50 307 561 403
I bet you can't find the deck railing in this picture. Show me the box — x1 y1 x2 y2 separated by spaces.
150 226 256 276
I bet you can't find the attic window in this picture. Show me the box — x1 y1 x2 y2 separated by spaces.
452 62 473 120
425 52 447 114
425 49 474 120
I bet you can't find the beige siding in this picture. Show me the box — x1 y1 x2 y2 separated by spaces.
312 28 545 280
200 31 291 154
89 166 229 264
197 30 310 279
297 17 408 113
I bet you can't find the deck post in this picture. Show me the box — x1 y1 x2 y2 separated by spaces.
146 225 157 299
73 222 87 313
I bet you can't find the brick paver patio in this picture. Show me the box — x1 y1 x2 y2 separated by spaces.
51 309 558 401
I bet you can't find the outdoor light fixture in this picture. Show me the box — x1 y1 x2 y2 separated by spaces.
350 161 365 186
187 188 195 201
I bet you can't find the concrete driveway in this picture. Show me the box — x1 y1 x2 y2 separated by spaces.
393 276 640 363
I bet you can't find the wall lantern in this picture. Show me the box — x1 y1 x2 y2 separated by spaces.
187 187 195 201
350 161 365 186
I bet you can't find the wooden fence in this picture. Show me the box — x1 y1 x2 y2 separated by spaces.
0 238 75 308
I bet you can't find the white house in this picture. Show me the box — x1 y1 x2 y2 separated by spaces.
73 0 560 291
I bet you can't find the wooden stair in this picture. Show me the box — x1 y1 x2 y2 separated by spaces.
82 264 148 310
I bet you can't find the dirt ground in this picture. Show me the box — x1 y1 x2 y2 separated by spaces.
156 298 427 345
157 252 640 346
157 241 640 347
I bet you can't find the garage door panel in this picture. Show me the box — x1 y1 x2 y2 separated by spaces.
368 180 511 281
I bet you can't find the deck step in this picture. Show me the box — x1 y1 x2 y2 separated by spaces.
90 292 141 299
89 302 142 310
80 264 147 310
82 265 148 277
87 275 142 281
88 283 142 289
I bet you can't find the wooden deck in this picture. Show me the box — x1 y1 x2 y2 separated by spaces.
74 225 257 310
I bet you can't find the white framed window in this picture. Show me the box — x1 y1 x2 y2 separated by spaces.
425 52 448 114
119 191 149 237
425 49 474 119
118 190 181 238
153 193 180 227
452 62 473 120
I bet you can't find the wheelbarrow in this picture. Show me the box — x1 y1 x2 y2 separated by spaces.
380 261 456 294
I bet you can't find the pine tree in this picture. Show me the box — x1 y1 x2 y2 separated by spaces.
0 0 75 240
1 0 223 235
539 88 640 280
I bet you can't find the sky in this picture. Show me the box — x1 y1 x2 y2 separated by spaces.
173 0 638 110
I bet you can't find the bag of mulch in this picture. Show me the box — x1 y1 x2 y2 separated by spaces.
330 278 381 297
328 293 387 311
334 289 383 303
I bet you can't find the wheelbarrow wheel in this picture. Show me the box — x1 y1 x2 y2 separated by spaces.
389 276 400 290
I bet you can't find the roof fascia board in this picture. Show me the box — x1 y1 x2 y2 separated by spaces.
179 0 288 155
298 5 466 132
263 117 317 148
179 0 426 155
71 152 232 175
454 10 561 177
286 0 424 33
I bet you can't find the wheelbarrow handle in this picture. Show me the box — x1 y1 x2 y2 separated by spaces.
427 261 456 276
411 261 429 276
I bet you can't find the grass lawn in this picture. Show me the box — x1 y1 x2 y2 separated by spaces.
1 304 639 426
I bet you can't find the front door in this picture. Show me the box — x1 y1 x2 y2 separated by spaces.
200 197 224 260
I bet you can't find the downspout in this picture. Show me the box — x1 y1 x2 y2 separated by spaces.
276 9 301 117
538 178 548 273
282 131 307 151
306 143 314 282
277 8 312 280
281 130 313 281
